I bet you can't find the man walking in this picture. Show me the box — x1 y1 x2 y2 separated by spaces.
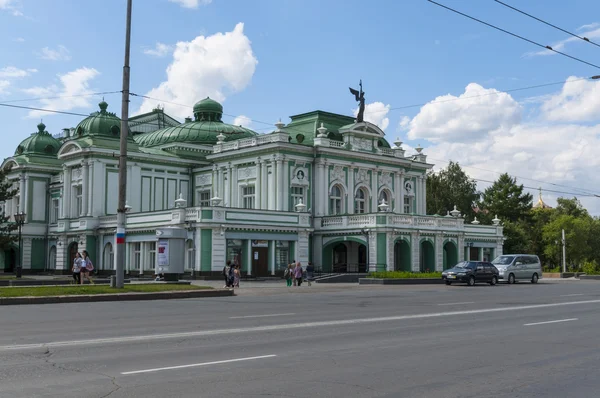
294 262 304 287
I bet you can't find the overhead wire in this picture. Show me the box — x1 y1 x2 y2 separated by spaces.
494 0 600 49
0 90 122 104
426 0 600 70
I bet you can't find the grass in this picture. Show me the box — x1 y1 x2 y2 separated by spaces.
0 284 211 298
368 271 443 279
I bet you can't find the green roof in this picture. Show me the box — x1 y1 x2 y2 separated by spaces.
15 122 61 157
73 101 126 139
135 98 257 147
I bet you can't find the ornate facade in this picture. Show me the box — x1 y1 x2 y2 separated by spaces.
0 98 504 275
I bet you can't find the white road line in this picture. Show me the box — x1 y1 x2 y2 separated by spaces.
437 302 475 306
524 318 578 326
229 313 295 319
121 354 277 375
2 299 600 351
560 294 584 297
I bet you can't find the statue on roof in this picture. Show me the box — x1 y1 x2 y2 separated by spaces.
349 80 366 123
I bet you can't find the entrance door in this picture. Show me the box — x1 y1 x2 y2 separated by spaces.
252 247 269 277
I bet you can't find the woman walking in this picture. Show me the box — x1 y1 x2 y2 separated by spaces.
80 250 95 285
294 262 304 287
233 264 241 288
284 263 293 287
72 252 82 284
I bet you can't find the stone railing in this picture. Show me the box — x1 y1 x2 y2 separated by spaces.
319 213 465 230
328 140 346 148
213 132 290 154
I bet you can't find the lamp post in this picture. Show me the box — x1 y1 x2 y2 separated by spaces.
13 212 25 278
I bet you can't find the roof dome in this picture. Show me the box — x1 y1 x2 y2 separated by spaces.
193 97 223 122
15 122 61 156
73 100 124 139
135 98 256 148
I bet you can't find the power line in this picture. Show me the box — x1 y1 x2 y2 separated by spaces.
427 0 600 70
0 91 122 104
473 176 597 198
429 157 600 197
0 103 90 117
494 0 600 49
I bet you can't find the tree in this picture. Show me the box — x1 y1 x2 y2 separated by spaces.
426 161 479 221
478 174 533 224
554 197 589 219
0 167 18 249
542 214 592 269
525 207 555 265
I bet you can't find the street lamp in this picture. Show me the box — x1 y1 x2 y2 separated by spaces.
13 212 25 278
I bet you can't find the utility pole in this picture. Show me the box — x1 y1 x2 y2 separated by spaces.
115 0 133 288
561 229 566 273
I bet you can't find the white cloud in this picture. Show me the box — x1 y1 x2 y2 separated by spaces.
143 42 173 57
407 83 521 143
402 78 600 215
357 101 390 131
541 76 600 122
525 25 600 57
578 22 599 31
0 80 9 94
13 37 25 42
397 116 411 131
168 0 211 8
136 23 258 119
233 115 252 128
38 45 71 61
0 0 13 8
0 66 36 78
23 67 100 118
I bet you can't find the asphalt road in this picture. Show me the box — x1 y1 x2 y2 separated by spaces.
1 280 600 397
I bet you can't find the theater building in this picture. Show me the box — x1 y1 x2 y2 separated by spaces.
0 97 504 275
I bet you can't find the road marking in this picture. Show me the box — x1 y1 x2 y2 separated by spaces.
230 313 295 319
560 294 584 297
524 318 578 326
437 302 475 306
2 299 600 351
121 354 277 375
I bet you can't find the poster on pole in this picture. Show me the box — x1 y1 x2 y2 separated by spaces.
157 239 169 266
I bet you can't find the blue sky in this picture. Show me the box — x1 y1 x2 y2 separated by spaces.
2 0 600 213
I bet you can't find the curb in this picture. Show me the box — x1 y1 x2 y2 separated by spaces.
0 289 234 306
359 278 444 285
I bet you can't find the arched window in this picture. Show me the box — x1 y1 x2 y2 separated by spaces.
355 188 367 214
103 243 114 270
329 185 343 215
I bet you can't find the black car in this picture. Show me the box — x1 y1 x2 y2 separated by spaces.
442 261 499 286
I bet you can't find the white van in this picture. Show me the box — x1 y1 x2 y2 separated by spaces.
491 254 542 284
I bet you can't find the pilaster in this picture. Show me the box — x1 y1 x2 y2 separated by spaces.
81 160 89 217
435 233 443 271
255 158 262 210
399 171 405 213
411 232 420 272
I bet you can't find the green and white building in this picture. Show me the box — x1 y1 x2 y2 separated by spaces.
0 98 504 275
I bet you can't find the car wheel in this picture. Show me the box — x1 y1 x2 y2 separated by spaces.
490 276 497 286
508 273 515 284
445 280 451 286
531 273 539 284
468 276 475 286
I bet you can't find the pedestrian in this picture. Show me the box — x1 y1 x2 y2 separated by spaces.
222 261 232 288
284 263 293 287
81 250 95 285
291 259 297 286
72 252 82 285
294 262 303 287
233 264 240 288
306 262 314 287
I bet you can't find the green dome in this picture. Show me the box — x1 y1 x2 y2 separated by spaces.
193 97 223 122
15 122 61 156
73 100 124 139
135 98 256 147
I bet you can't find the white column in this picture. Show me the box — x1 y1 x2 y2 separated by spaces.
315 162 324 216
270 241 276 275
322 161 328 215
62 166 71 218
394 172 401 212
423 175 428 215
212 165 218 202
18 174 25 213
219 166 225 204
399 172 405 214
348 167 355 214
255 158 262 210
81 160 88 217
435 234 443 271
261 160 268 209
87 160 94 216
268 157 276 210
231 164 238 208
276 156 284 211
371 169 378 213
282 159 289 212
415 176 422 215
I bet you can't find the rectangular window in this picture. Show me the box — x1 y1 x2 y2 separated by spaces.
198 190 211 207
148 242 156 271
242 186 255 209
291 186 304 207
275 241 290 272
50 199 59 223
330 198 342 215
131 242 141 270
404 197 412 214
75 185 83 217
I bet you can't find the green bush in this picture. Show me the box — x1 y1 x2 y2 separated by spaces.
368 271 442 279
582 261 600 275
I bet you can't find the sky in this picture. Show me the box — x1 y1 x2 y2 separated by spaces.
1 0 600 214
